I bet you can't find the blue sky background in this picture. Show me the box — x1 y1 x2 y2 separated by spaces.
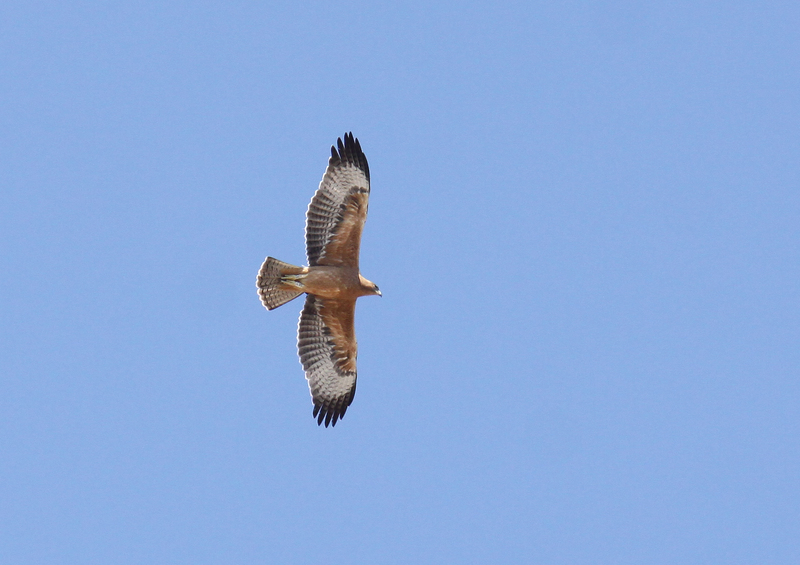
2 2 799 563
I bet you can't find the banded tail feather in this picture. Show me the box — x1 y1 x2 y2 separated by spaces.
256 257 305 310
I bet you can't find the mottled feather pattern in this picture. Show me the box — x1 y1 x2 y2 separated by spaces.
306 133 370 267
256 257 303 310
297 295 357 427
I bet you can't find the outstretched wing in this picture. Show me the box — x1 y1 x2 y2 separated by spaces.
306 133 370 268
297 295 358 427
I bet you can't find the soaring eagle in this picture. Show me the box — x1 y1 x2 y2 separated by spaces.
256 133 380 427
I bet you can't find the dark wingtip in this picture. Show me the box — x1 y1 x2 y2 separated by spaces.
312 401 350 428
329 132 370 181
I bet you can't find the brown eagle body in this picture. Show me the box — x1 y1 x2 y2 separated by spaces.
256 133 380 427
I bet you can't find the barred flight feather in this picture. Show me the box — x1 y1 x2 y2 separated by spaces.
306 132 370 267
256 257 304 310
297 295 357 427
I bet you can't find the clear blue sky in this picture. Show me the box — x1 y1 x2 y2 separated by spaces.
2 2 798 563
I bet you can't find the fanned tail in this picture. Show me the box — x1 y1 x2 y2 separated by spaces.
256 257 305 310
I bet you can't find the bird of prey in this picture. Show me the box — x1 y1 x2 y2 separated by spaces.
256 133 381 427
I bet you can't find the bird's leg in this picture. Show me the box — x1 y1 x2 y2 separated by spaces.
281 273 307 290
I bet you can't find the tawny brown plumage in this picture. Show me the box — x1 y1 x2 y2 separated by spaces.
256 133 380 427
